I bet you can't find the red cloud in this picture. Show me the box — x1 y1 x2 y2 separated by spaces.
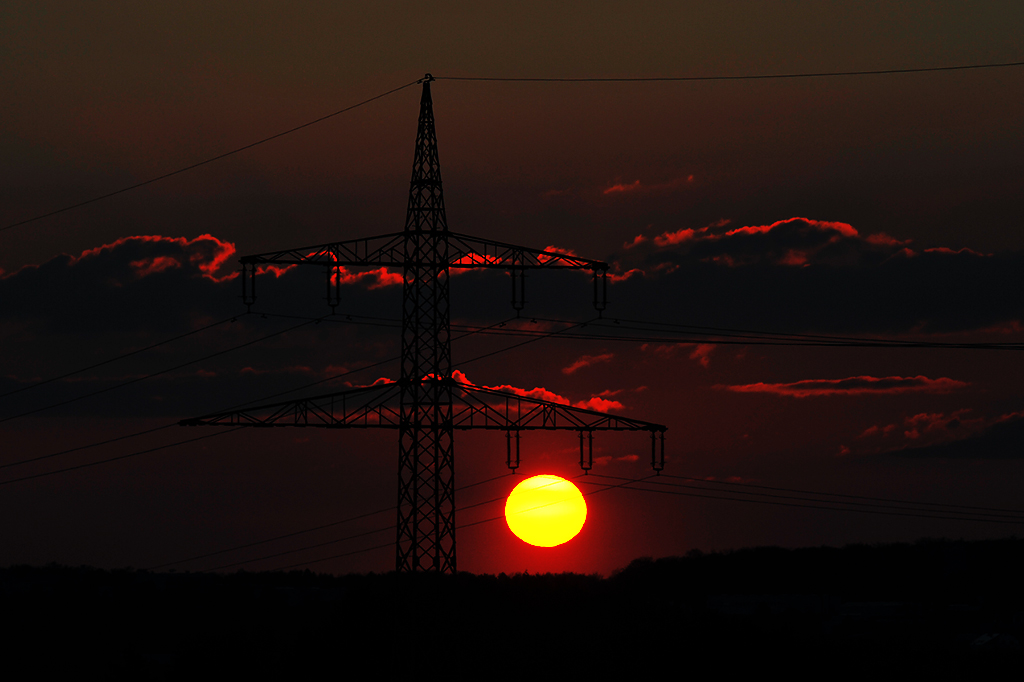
453 369 569 405
634 217 926 269
923 247 992 257
251 249 401 289
654 227 701 247
725 217 858 239
859 423 897 439
72 234 238 282
688 344 715 368
617 217 994 280
257 263 398 289
603 177 695 196
574 396 625 412
607 268 644 283
541 244 578 257
452 370 623 413
451 253 504 266
649 219 730 248
562 353 614 375
866 233 911 247
623 234 648 249
255 264 295 278
331 267 402 289
130 255 181 277
642 342 715 365
720 375 968 398
603 180 641 194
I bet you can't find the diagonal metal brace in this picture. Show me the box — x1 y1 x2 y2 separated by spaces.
180 378 666 470
183 380 664 432
452 383 663 432
238 231 609 272
179 382 401 428
445 232 608 272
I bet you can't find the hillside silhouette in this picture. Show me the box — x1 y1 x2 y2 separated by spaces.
3 538 1022 675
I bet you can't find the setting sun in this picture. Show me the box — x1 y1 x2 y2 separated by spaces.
504 475 588 547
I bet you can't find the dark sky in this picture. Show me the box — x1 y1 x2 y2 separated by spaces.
2 2 1024 576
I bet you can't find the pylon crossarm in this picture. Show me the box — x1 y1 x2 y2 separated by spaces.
237 231 608 272
178 382 402 428
446 232 609 271
239 232 408 269
451 383 666 432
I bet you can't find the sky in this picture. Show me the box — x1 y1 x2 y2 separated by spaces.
2 1 1024 576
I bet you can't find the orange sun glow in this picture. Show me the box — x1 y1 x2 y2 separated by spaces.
504 474 588 547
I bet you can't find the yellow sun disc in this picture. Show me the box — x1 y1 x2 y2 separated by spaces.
505 474 587 547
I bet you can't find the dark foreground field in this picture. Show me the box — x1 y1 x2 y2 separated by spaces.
3 538 1023 676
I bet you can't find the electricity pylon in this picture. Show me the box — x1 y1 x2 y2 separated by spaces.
181 75 666 573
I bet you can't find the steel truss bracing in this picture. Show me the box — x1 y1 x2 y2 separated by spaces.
185 74 666 573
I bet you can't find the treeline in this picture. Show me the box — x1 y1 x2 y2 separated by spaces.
3 538 1022 675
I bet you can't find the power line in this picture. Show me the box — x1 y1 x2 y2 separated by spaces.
261 468 1024 573
254 311 1024 351
6 61 1020 237
584 318 1024 350
0 423 175 471
206 524 393 572
627 476 1024 521
10 306 996 476
658 473 1024 516
0 314 241 400
0 315 530 485
0 314 517 473
582 474 1024 525
5 61 1020 236
265 473 654 572
0 79 421 234
217 314 520 412
210 474 565 572
150 505 393 571
256 473 643 573
0 313 322 425
455 317 597 365
202 473 519 572
148 472 513 571
455 473 655 531
435 60 1024 82
0 428 243 487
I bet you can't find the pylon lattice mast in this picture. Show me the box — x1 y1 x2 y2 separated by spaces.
182 75 666 573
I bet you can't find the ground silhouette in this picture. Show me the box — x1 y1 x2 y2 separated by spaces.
3 538 1022 675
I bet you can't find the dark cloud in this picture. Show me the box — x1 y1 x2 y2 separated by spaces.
0 234 412 420
607 217 1024 333
896 412 1024 459
721 375 968 398
0 234 238 332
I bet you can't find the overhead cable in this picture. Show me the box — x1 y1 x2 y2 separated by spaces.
0 313 327 425
0 314 241 399
435 60 1024 82
0 79 421 234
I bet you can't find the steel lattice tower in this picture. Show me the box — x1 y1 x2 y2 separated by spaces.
183 75 666 573
398 79 456 571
